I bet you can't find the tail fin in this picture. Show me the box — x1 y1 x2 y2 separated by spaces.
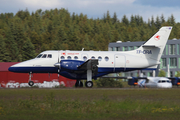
136 26 172 62
143 26 172 48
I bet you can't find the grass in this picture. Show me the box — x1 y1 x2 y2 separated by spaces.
0 88 180 120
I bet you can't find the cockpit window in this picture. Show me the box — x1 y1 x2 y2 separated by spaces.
158 80 171 83
42 54 47 58
162 80 166 83
36 54 43 58
47 54 52 58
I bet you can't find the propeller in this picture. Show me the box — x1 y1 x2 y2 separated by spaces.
54 51 61 79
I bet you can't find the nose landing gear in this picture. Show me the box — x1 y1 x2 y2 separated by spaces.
28 72 34 87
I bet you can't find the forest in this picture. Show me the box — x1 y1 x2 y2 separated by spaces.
0 8 180 62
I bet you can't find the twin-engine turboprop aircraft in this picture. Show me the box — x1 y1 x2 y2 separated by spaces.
130 77 172 88
102 76 173 88
8 26 172 88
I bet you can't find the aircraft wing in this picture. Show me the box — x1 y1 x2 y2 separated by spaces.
101 76 148 86
101 76 147 79
78 59 99 75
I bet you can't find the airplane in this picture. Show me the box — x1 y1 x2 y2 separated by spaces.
8 26 172 88
131 77 172 88
140 77 172 88
102 76 173 88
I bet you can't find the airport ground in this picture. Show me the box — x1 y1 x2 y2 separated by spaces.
0 88 180 120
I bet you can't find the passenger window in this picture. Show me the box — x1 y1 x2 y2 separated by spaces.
98 56 102 61
91 56 95 59
61 56 65 59
83 56 87 61
74 56 78 60
47 54 52 58
36 54 43 58
105 56 109 61
42 54 47 58
67 56 71 60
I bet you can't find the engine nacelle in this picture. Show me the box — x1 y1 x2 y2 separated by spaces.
171 77 180 86
128 77 138 86
60 60 84 71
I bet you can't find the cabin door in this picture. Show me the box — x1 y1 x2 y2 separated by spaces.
114 54 126 72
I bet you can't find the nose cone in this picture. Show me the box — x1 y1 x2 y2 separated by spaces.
8 66 16 72
157 83 172 88
8 65 23 73
8 62 29 73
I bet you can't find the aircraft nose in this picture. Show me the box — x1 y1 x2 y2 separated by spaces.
8 66 16 72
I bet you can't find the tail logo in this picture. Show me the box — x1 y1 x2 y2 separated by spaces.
154 35 160 41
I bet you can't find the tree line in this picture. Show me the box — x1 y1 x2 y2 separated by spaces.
0 8 180 62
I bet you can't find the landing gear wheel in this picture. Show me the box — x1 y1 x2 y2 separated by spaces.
75 81 78 87
79 81 83 87
28 81 34 86
85 81 93 88
75 81 83 87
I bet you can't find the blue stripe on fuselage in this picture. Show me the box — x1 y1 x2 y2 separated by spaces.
8 66 156 73
8 67 58 73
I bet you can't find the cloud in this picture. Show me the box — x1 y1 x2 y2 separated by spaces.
22 0 62 8
0 0 180 22
133 0 180 7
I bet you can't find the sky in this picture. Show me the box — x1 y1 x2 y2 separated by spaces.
0 0 180 22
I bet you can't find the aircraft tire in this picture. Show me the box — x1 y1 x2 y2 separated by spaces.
80 81 83 87
75 81 79 87
75 81 83 87
28 81 34 86
85 81 93 88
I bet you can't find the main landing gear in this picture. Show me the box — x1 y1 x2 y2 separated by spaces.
75 70 94 88
28 72 34 87
75 81 93 88
75 80 83 87
75 59 98 88
85 81 93 88
86 70 93 88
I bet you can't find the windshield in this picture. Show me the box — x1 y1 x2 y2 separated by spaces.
36 54 43 58
158 80 171 83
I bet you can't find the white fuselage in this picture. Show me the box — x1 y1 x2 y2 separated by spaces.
138 77 172 88
11 50 158 71
8 26 172 81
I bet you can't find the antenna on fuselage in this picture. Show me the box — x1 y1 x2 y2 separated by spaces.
82 48 84 51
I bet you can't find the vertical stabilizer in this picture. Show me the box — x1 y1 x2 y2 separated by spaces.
143 26 172 47
137 26 172 62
